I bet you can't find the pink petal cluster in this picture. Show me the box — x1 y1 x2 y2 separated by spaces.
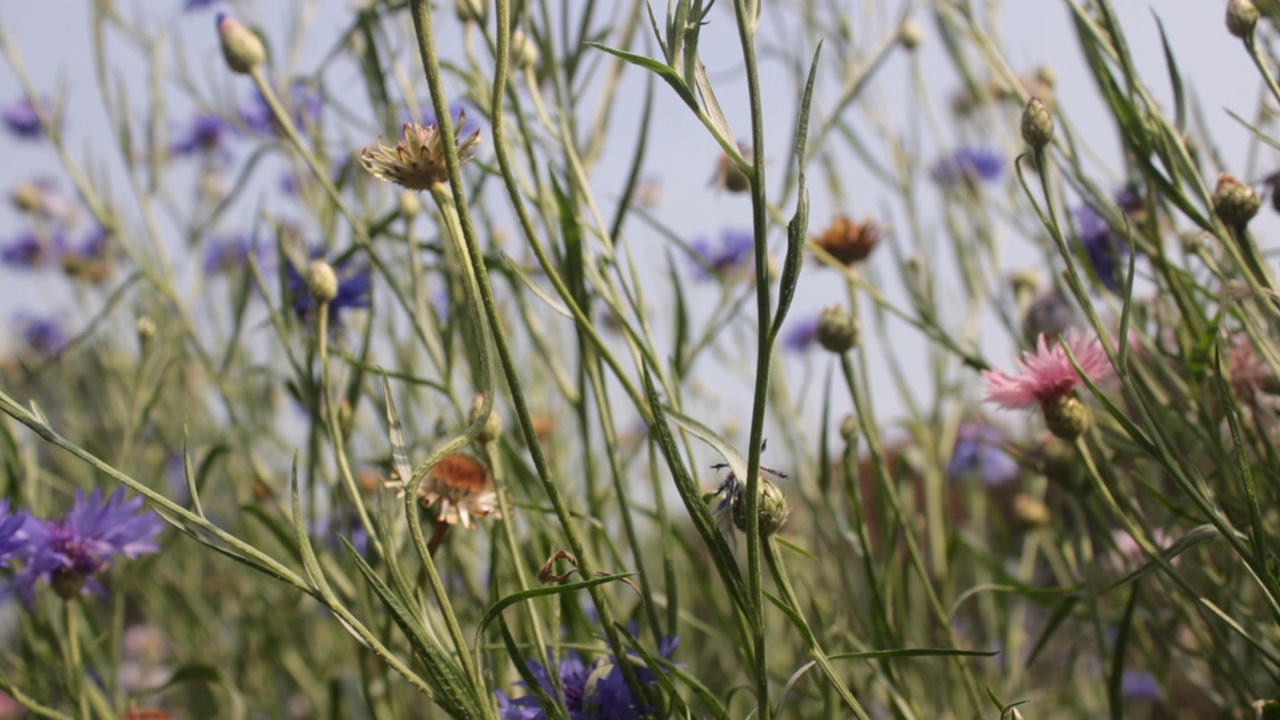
983 330 1113 409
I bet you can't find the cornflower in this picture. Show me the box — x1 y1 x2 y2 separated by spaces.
14 313 66 356
983 330 1113 439
415 453 501 529
241 81 323 135
6 488 163 602
929 148 1003 186
689 229 754 281
946 423 1020 487
0 230 65 269
170 113 234 159
810 215 885 265
1 96 54 139
359 111 482 190
0 501 27 567
285 252 371 325
497 637 678 719
783 313 822 353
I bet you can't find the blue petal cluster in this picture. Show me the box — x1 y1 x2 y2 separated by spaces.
285 252 372 325
930 148 1003 186
946 423 1019 487
690 229 754 280
2 96 54 140
497 637 678 719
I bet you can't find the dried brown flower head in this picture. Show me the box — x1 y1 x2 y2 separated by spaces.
418 453 501 529
359 112 481 190
811 215 886 266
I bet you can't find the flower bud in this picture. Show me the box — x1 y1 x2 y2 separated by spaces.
216 14 266 75
456 0 486 24
817 305 859 354
307 259 339 303
1042 393 1089 440
899 19 924 50
470 393 503 444
136 315 157 343
1228 0 1260 38
1013 493 1051 528
1212 173 1261 227
1021 97 1054 150
839 414 860 442
731 475 789 537
511 29 539 70
399 189 421 219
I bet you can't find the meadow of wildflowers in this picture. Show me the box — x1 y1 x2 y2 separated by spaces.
1 0 1280 718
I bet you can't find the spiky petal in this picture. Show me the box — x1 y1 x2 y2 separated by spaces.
983 331 1113 409
359 112 481 190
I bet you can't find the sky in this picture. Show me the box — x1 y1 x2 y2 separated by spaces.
0 0 1271 452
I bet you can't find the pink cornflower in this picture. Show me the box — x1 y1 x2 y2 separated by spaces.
983 331 1113 439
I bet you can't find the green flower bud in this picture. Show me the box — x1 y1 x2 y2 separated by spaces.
1021 97 1054 150
817 305 859 354
1042 393 1089 440
1213 173 1261 227
1228 0 1261 38
216 14 266 75
731 476 789 537
511 29 539 70
307 260 339 304
470 393 503 444
456 0 486 24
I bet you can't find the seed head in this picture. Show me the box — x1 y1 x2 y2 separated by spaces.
360 112 482 191
1212 173 1261 227
811 215 885 266
216 14 266 74
1021 97 1054 150
419 453 502 529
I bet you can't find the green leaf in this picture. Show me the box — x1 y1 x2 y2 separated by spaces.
585 42 699 111
477 572 637 640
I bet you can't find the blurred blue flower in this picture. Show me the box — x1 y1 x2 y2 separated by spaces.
242 81 322 135
690 229 754 280
946 423 1019 487
497 637 677 719
0 501 27 568
1074 204 1129 293
930 148 1003 186
203 235 269 274
171 113 234 158
2 96 53 139
6 488 163 603
0 230 65 269
1121 670 1161 702
286 252 372 325
783 313 821 353
15 313 66 356
185 0 221 9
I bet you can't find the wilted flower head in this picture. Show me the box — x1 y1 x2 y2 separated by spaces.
712 143 752 193
690 229 754 280
360 112 482 190
416 453 500 529
2 96 54 139
983 330 1112 410
811 215 885 266
946 423 1020 487
6 488 163 602
285 252 371 325
496 637 678 719
930 148 1003 186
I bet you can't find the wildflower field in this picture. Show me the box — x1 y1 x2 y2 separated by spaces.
1 0 1279 717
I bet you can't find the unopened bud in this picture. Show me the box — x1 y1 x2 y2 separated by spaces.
1228 0 1261 39
216 14 266 74
899 19 924 50
1013 493 1051 528
470 393 503 444
839 414 860 442
817 305 859 354
1021 97 1054 150
456 0 486 24
399 189 421 219
136 315 157 341
1212 173 1261 227
511 29 539 70
307 260 339 303
1042 393 1089 440
731 476 790 537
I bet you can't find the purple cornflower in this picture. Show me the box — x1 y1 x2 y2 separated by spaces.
0 230 65 269
690 229 754 280
1073 186 1145 293
783 313 821 353
185 0 221 9
946 423 1020 487
0 501 27 568
14 313 66 355
2 96 54 139
285 252 372 324
1121 670 1161 702
929 148 1003 186
170 113 234 158
497 637 677 719
241 81 323 135
6 488 163 602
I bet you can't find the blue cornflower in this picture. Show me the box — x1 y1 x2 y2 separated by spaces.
497 638 677 719
929 148 1003 186
242 81 323 135
690 229 754 280
6 488 163 602
203 234 269 274
783 313 821 353
0 231 65 269
1120 670 1161 702
14 313 66 356
1 96 53 139
170 113 234 158
1074 204 1129 293
0 501 28 568
185 0 221 9
946 423 1019 487
285 252 372 325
